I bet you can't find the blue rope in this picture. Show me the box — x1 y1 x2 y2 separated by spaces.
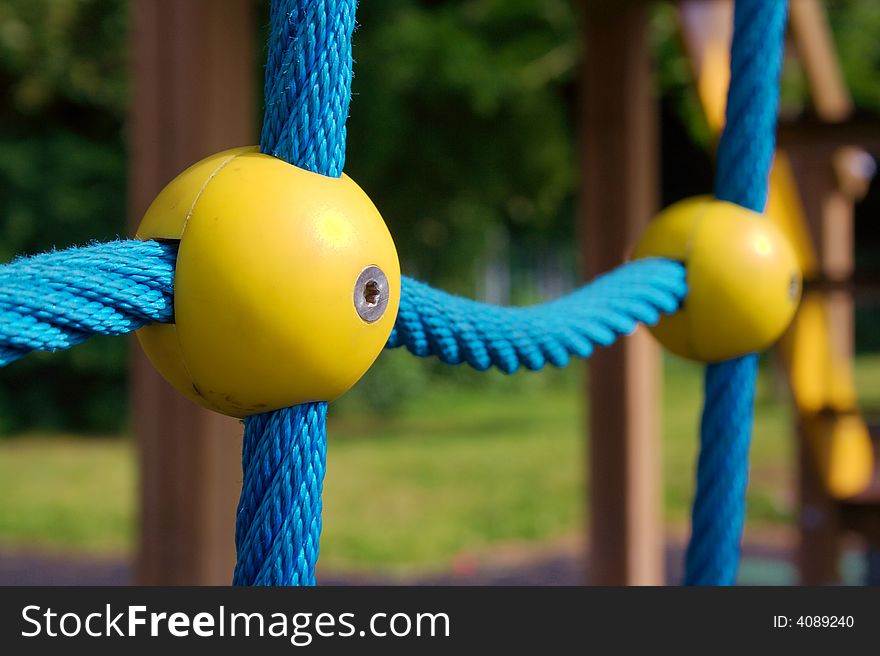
389 259 685 372
232 0 358 587
684 0 788 586
0 240 174 366
0 242 685 374
261 0 355 177
234 403 327 585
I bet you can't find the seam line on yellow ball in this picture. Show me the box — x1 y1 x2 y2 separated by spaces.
172 151 245 404
684 199 712 360
179 152 243 240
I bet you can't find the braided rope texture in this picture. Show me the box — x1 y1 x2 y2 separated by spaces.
261 0 355 177
234 403 327 585
684 0 788 586
0 241 686 372
390 259 686 373
0 240 175 366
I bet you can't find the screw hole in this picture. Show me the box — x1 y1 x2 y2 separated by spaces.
354 265 389 323
363 280 381 307
789 275 801 300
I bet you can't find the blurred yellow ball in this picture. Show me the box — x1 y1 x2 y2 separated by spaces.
136 147 400 417
633 196 801 362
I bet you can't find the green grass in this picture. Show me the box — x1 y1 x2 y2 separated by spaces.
0 436 134 554
2 352 879 574
320 352 795 572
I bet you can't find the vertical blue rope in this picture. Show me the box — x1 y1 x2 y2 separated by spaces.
260 0 355 176
234 404 328 585
233 0 356 586
684 0 788 585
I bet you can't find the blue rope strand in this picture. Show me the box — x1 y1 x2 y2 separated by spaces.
233 403 327 585
0 245 686 372
232 0 358 587
261 0 355 177
389 259 686 372
684 0 787 586
0 240 175 366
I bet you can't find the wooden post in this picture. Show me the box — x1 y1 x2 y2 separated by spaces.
797 434 842 584
787 152 855 585
129 0 256 585
581 1 663 585
789 0 852 123
678 0 733 134
788 0 857 356
787 0 859 585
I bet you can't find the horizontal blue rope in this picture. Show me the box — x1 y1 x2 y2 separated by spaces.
389 258 686 372
0 240 175 366
0 240 686 372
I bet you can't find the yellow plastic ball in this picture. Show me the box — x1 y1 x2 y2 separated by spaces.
135 146 400 417
633 196 801 362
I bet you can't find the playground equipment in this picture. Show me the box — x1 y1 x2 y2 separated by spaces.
3 0 871 585
681 0 880 584
682 0 875 496
135 146 400 416
634 197 800 362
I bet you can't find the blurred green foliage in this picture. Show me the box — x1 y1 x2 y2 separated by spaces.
0 0 878 433
826 0 880 110
347 0 579 291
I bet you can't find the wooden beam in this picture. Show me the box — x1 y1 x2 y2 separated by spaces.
678 0 733 133
787 1 876 208
803 272 880 301
789 0 852 123
777 115 880 152
785 0 861 573
581 1 663 586
788 153 855 375
129 0 256 585
797 435 842 584
788 136 856 587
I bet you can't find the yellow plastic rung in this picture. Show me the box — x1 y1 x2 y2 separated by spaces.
800 411 874 499
782 295 857 413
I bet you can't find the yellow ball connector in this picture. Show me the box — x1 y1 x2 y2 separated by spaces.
136 147 401 417
634 196 801 362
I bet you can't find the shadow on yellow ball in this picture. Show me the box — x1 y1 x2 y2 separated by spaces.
633 196 801 362
136 147 400 417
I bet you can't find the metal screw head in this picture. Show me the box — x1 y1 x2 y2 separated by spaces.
354 265 389 323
